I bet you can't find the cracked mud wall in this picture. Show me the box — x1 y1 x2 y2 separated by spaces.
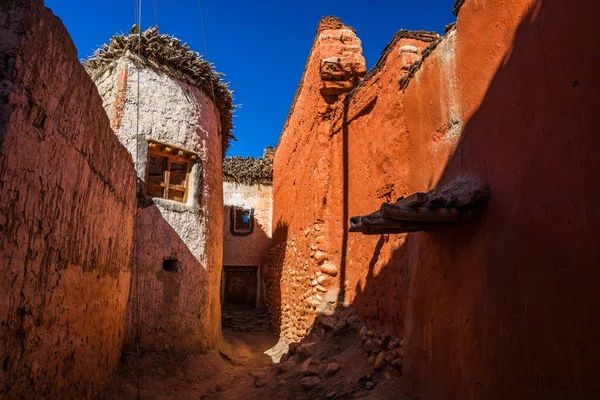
92 57 224 353
0 0 137 398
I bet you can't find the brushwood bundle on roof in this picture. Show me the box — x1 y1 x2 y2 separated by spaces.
223 156 273 186
83 26 235 152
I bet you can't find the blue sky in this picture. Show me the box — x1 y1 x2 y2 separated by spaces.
45 0 455 157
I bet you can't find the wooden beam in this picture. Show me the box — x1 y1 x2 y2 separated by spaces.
146 139 198 156
151 150 192 164
380 203 460 222
396 192 428 208
350 213 426 231
350 226 420 235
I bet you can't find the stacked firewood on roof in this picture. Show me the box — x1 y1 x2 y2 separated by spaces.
350 177 490 235
83 26 235 151
223 156 273 186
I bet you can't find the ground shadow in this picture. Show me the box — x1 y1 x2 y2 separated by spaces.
264 221 289 336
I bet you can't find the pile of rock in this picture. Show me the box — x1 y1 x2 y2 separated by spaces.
222 309 270 333
359 327 404 374
275 340 342 392
267 307 394 397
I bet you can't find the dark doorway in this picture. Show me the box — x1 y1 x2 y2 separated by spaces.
222 266 258 309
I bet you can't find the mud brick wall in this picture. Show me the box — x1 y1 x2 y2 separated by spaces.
271 1 600 399
267 17 366 341
223 182 272 307
0 0 137 398
399 1 600 398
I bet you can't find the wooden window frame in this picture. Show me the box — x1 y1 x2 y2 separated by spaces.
230 207 254 236
144 140 197 203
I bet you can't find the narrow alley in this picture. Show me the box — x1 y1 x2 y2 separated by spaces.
1 0 599 399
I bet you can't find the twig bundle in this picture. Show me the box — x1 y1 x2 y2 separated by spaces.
223 156 273 186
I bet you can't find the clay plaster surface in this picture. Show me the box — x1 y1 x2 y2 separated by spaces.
223 182 272 267
93 57 224 353
272 2 600 399
0 1 137 398
223 182 272 307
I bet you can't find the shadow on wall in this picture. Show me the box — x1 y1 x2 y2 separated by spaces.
274 1 600 399
124 177 215 355
264 221 289 336
223 205 272 265
223 204 272 308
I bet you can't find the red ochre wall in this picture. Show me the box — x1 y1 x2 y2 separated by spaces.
271 1 600 399
0 0 137 397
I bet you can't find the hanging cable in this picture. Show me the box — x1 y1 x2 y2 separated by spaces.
197 0 211 62
134 0 139 29
153 0 158 28
134 2 142 400
197 0 215 100
197 0 219 118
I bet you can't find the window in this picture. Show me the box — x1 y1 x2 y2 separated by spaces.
162 258 179 273
230 207 254 236
145 140 196 203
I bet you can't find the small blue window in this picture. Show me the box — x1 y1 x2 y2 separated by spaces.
231 207 253 236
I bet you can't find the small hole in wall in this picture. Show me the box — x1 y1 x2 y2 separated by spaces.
162 259 179 272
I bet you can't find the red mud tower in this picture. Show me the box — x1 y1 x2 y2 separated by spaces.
0 0 137 398
266 16 368 342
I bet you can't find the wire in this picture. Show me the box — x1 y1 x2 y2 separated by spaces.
197 0 210 61
198 0 222 142
153 0 158 28
197 0 218 108
134 2 142 399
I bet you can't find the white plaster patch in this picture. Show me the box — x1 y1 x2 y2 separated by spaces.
399 45 419 54
223 182 272 237
112 59 219 264
437 30 463 146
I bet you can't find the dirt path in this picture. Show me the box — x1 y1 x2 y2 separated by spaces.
103 330 278 400
104 309 409 399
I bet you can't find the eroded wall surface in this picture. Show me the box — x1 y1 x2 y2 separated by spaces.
267 17 366 341
0 0 137 398
93 58 223 353
272 1 600 399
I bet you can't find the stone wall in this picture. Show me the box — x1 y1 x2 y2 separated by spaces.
271 1 600 399
0 0 137 398
267 17 366 340
92 57 224 353
223 182 272 306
